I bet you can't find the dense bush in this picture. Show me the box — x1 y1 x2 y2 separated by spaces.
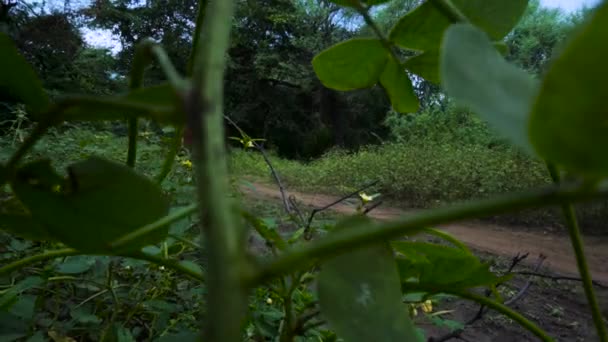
231 140 608 233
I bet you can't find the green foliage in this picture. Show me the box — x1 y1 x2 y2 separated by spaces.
441 23 538 153
3 0 608 341
389 0 528 50
393 241 506 290
380 57 419 112
313 38 387 91
0 33 49 117
9 157 170 253
529 1 608 176
318 227 418 341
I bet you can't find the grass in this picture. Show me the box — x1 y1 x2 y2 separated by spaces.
230 142 608 233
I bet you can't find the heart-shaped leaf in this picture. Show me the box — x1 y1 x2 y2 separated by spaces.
380 57 419 113
312 38 388 91
441 24 538 153
0 33 49 117
11 157 170 253
529 1 608 176
318 238 417 341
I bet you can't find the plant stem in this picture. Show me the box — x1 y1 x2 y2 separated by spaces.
189 0 246 341
453 290 554 341
0 248 80 276
252 182 608 284
155 126 184 184
547 164 608 341
109 204 198 251
187 0 207 77
125 251 205 282
430 0 468 23
126 40 149 167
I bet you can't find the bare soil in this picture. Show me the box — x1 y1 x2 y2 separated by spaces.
241 181 608 341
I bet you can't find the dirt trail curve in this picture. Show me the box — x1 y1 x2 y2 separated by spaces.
241 182 608 284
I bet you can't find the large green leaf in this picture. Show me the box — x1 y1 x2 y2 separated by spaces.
0 33 49 117
11 157 170 253
441 24 538 153
392 241 505 290
405 42 509 84
529 1 608 176
328 0 390 7
380 57 419 113
390 0 528 51
312 38 388 91
0 214 57 242
318 241 418 341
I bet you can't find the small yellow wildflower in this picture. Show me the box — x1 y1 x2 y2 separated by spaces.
181 159 193 169
421 300 433 313
266 298 273 305
245 140 254 148
359 192 373 204
52 184 62 193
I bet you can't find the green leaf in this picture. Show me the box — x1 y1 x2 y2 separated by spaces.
9 295 36 320
61 83 179 124
404 51 441 84
312 39 388 91
318 242 418 341
441 24 538 153
0 33 49 117
389 1 450 51
70 307 102 325
11 157 170 253
0 277 45 310
0 214 57 242
55 256 95 275
405 42 508 84
392 241 505 289
529 2 608 176
389 0 528 51
380 58 419 113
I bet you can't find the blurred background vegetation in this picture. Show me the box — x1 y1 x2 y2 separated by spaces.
1 0 604 232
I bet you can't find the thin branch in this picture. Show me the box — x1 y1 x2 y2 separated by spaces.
513 271 608 289
224 115 294 217
363 199 383 215
504 255 546 306
304 180 379 237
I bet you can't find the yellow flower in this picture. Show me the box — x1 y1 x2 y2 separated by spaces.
266 298 273 305
52 184 62 193
421 300 433 313
181 159 193 169
359 192 373 204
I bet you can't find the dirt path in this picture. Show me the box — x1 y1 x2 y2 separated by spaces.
241 181 608 284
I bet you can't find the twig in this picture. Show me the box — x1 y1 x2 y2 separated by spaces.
224 115 294 217
504 254 546 306
289 195 306 224
513 271 608 289
303 180 379 239
363 200 383 215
